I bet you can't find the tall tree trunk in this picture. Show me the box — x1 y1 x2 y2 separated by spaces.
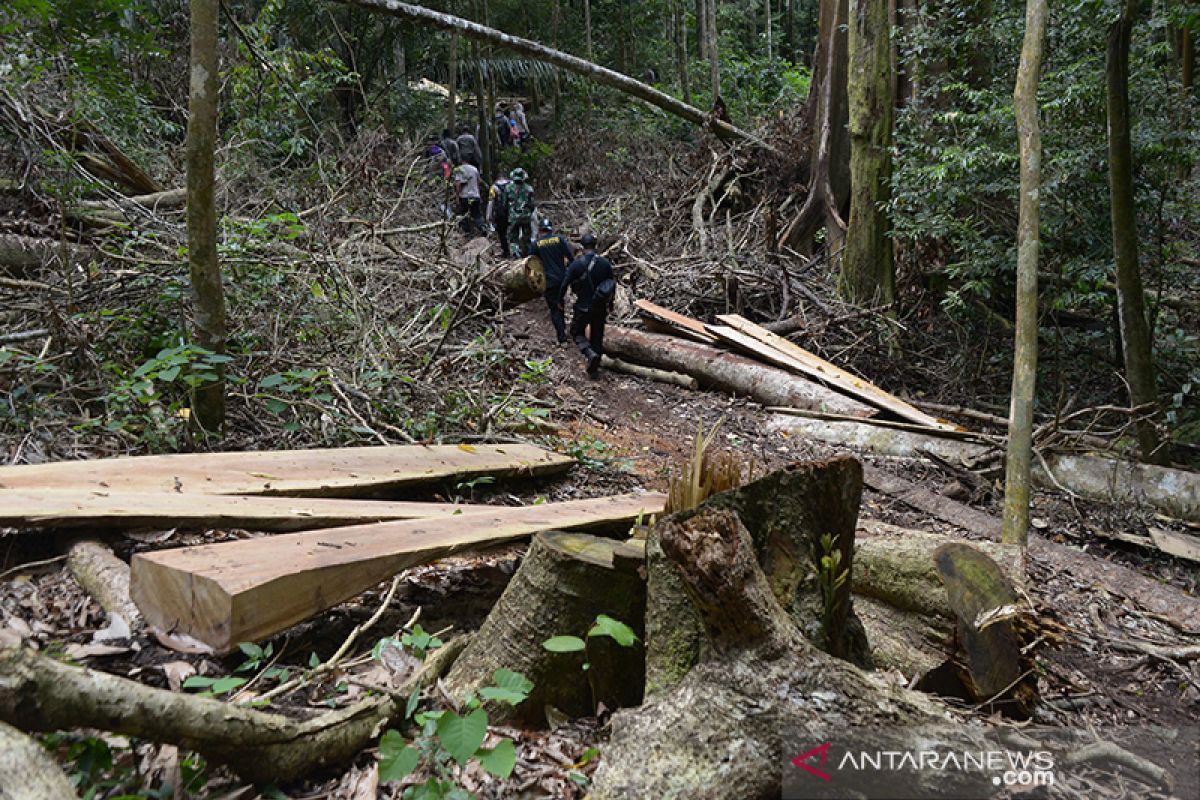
585 0 594 61
778 0 850 257
1001 0 1048 547
841 0 894 305
674 0 692 104
785 0 795 63
332 0 762 144
766 0 773 63
697 0 708 60
1183 27 1194 92
186 0 226 433
473 0 491 185
447 30 459 129
1107 0 1166 465
706 0 720 100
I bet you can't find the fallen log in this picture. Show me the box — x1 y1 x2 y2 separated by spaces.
0 635 463 786
0 234 93 275
74 187 186 213
493 255 546 303
591 508 946 800
605 327 877 418
600 356 698 389
67 538 141 626
862 467 1003 539
0 443 574 497
0 720 79 800
130 493 665 652
0 488 492 533
770 414 1200 523
711 314 960 431
443 531 646 724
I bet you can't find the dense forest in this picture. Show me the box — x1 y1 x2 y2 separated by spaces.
1 1 1198 798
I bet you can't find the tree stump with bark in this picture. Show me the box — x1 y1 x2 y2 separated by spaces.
443 531 646 724
592 508 946 800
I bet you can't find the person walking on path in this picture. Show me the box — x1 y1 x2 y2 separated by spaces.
559 233 616 376
510 102 530 145
456 126 481 169
504 168 536 257
530 218 575 344
494 105 513 149
440 128 460 165
452 158 484 236
486 175 512 257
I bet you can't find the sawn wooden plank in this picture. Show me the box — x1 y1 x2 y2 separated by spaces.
712 314 961 431
0 444 574 497
0 489 492 533
633 299 720 345
129 492 666 652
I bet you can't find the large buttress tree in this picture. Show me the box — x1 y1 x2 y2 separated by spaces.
1001 0 1049 547
1107 0 1166 465
841 0 895 305
186 0 227 433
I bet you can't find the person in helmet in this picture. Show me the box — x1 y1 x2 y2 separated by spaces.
559 232 616 376
504 168 536 257
530 218 576 344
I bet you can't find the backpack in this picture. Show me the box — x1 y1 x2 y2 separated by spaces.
491 180 510 217
509 118 520 139
580 253 616 305
506 181 534 221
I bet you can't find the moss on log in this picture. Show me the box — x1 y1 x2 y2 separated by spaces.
443 531 646 724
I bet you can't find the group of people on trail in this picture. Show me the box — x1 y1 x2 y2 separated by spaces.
494 102 530 149
531 222 615 377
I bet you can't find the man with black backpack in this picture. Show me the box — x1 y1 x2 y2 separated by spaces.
486 174 512 258
559 233 615 376
531 218 575 344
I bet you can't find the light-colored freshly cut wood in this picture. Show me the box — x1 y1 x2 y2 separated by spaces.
0 489 489 532
605 327 876 417
67 539 141 625
633 299 719 344
130 493 666 652
713 313 960 431
0 444 574 497
600 356 698 389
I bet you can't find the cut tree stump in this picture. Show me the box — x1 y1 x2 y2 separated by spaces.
0 443 574 497
443 531 646 724
604 327 877 418
130 493 665 652
0 720 79 800
591 508 946 800
644 458 872 696
0 488 492 533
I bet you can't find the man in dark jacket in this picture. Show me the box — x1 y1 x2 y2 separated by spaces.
530 218 574 344
559 233 614 375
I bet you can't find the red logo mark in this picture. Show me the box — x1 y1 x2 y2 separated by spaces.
791 742 833 781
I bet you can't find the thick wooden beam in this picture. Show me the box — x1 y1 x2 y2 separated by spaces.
0 444 573 497
130 493 665 652
633 299 720 345
713 313 960 431
0 489 491 533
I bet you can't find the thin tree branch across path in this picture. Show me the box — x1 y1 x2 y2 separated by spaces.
328 0 764 146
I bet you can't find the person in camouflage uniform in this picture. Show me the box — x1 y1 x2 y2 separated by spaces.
504 168 536 257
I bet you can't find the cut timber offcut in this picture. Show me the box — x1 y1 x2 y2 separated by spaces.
713 314 960 431
605 327 877 418
633 299 720 344
0 443 574 497
443 531 646 724
130 493 665 652
0 488 493 533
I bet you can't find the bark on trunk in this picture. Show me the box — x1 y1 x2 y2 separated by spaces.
185 0 227 433
645 458 873 697
0 720 78 800
601 356 698 389
66 538 142 627
331 0 760 144
779 0 850 256
1107 0 1165 465
1002 0 1048 546
604 327 878 417
706 0 720 101
447 30 459 129
673 0 691 105
443 532 646 725
592 507 944 799
491 255 545 303
0 235 93 275
840 0 895 305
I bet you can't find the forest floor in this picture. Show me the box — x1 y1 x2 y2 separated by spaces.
2 114 1199 797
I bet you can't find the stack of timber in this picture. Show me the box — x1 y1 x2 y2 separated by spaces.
623 299 1200 532
1 442 666 653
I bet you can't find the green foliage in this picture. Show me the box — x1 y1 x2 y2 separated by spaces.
541 635 586 653
543 614 639 671
817 533 849 644
181 674 248 698
377 669 531 796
